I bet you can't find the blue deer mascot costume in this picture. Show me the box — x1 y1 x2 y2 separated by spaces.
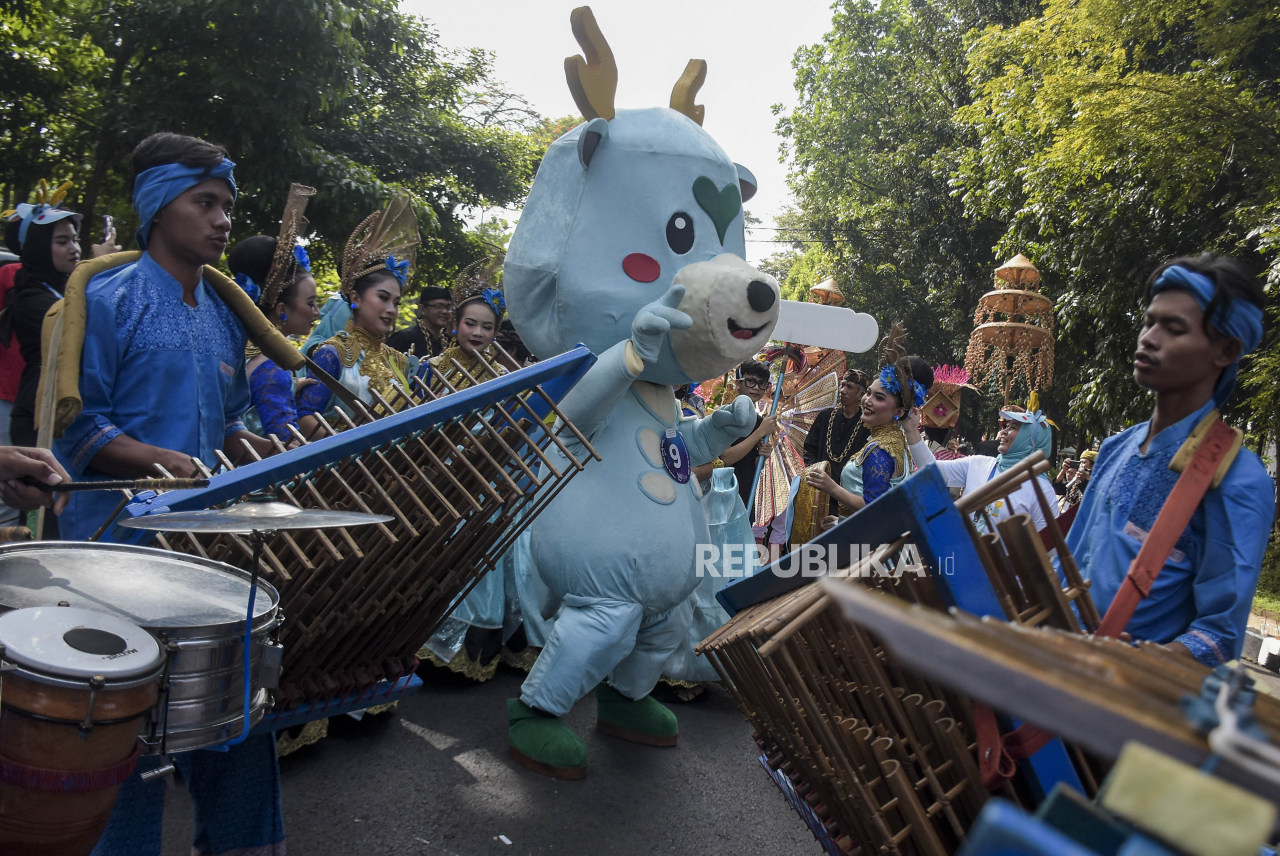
503 7 782 778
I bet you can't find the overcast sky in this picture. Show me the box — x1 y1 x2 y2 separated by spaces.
404 0 837 264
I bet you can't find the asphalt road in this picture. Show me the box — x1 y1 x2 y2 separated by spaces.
161 666 820 856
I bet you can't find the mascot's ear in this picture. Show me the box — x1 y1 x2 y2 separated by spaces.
734 164 758 203
578 117 609 169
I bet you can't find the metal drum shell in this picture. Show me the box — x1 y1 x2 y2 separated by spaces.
0 542 281 754
0 664 160 855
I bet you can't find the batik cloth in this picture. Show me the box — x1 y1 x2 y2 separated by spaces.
1066 399 1274 665
54 253 250 541
838 424 912 513
247 358 299 440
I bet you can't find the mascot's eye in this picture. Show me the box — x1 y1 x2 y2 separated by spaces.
666 212 695 255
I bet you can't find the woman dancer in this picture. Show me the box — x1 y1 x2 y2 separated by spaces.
421 260 535 681
227 185 321 441
805 326 927 530
297 199 420 424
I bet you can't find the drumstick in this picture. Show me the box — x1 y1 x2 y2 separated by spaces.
20 477 211 493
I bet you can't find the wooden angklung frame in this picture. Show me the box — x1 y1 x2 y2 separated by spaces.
106 344 598 707
700 452 1099 855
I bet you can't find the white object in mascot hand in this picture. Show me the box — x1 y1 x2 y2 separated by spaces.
773 300 879 353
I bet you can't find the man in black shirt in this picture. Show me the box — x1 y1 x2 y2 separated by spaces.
803 368 870 472
719 359 777 519
387 285 452 358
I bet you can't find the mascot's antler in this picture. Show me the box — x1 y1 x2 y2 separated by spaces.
565 7 617 121
670 59 707 126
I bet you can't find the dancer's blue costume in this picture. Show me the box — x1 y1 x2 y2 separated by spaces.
505 104 781 730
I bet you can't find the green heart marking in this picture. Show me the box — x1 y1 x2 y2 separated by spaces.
692 176 741 245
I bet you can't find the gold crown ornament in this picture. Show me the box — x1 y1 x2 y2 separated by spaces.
339 197 421 302
259 184 316 310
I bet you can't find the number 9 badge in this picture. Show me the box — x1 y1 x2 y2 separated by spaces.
661 427 690 484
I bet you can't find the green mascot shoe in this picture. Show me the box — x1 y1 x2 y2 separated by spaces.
594 683 678 747
506 698 588 780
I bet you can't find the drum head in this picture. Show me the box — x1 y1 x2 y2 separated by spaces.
0 605 163 680
0 543 278 635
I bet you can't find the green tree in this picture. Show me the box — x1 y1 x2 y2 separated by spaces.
778 0 1039 380
957 0 1280 441
1 0 542 290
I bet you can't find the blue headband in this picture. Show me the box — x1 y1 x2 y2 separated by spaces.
132 159 237 250
1150 264 1264 406
9 203 80 246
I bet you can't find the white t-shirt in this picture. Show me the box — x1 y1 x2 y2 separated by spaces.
908 443 1058 533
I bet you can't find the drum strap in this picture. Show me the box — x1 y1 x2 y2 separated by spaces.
0 740 140 792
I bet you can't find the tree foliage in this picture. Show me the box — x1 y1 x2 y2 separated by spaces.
956 0 1280 440
778 0 1280 448
775 0 1040 440
0 0 543 289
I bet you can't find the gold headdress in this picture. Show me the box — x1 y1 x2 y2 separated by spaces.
260 183 315 310
452 251 506 319
339 197 420 301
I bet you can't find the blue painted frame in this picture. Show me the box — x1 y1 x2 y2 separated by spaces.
104 346 596 543
717 463 1083 798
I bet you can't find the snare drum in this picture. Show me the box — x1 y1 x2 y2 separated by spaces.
0 542 282 753
0 606 164 855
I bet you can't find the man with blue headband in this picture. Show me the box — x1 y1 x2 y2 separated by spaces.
1065 253 1273 666
58 133 285 856
56 132 274 541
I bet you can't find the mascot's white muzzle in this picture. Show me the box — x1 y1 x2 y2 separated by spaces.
669 253 781 382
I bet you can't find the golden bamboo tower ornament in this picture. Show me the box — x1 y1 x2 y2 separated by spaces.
964 253 1054 405
808 277 844 306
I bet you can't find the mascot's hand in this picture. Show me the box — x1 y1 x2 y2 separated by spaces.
630 284 692 364
710 394 756 437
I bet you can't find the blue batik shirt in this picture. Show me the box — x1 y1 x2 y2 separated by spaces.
55 253 250 540
1066 399 1274 666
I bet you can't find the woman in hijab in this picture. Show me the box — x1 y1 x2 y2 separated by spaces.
4 196 86 447
906 405 1059 532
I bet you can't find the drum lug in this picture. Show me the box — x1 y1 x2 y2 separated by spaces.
0 644 13 672
139 756 176 784
259 643 284 689
79 675 106 740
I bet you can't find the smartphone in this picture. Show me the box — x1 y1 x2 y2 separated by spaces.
101 214 114 243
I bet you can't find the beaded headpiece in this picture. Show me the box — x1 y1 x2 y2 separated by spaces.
452 252 505 319
339 197 420 301
259 183 316 309
2 180 80 246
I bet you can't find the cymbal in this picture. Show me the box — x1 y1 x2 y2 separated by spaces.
118 500 393 533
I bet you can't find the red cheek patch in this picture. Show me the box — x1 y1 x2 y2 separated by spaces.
622 253 660 283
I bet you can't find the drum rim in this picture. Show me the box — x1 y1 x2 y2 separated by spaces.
0 541 281 637
0 604 167 681
1 657 166 691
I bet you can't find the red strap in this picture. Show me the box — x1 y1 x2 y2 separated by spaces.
975 419 1236 789
972 703 1018 790
0 741 141 792
1038 501 1080 551
1096 418 1236 639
